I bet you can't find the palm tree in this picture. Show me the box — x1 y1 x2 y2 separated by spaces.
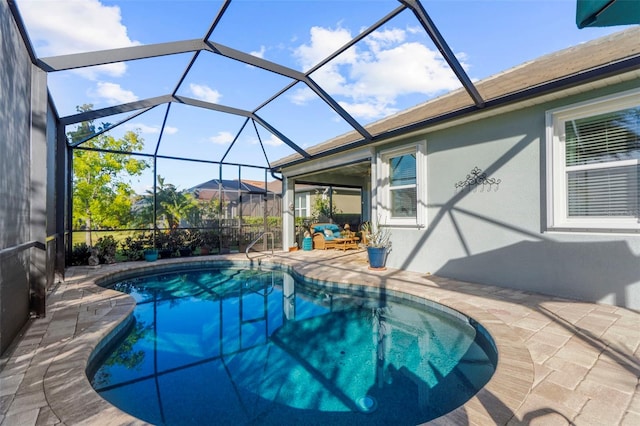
135 176 199 229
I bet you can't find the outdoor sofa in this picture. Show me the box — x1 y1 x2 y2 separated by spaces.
310 223 342 250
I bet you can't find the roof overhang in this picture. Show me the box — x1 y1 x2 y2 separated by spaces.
273 44 640 172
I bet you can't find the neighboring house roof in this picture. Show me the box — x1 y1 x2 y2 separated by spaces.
189 179 275 202
272 27 640 169
190 178 343 200
190 179 267 193
240 179 288 195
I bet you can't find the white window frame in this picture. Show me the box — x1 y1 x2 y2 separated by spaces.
545 88 640 232
376 141 427 227
294 192 309 219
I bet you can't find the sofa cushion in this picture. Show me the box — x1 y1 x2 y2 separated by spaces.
313 224 341 234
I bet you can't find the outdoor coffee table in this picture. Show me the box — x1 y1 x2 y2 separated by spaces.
334 236 360 251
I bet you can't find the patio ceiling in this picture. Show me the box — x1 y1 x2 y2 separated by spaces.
292 161 371 188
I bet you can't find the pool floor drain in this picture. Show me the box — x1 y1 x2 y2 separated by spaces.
356 395 378 413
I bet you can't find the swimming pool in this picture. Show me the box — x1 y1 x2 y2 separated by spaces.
90 265 496 425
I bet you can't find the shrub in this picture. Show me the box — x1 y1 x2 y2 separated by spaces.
120 234 149 261
95 235 118 264
70 243 91 266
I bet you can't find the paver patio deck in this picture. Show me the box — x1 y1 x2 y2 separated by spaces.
1 249 638 425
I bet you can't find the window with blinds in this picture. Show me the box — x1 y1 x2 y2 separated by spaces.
565 107 639 218
546 89 640 232
377 142 426 226
389 154 417 218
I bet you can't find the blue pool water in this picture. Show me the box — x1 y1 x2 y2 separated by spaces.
91 266 496 425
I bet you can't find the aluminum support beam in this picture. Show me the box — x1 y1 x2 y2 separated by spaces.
60 92 311 159
204 0 232 41
69 107 155 147
255 5 406 142
304 76 372 140
253 113 310 159
220 118 251 163
37 39 207 72
205 41 306 81
400 0 485 108
174 95 254 117
60 95 173 125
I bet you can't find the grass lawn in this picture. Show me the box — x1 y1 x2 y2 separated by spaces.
71 230 137 246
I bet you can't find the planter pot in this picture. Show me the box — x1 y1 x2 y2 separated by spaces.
144 250 158 262
179 247 192 257
367 246 387 269
199 247 210 256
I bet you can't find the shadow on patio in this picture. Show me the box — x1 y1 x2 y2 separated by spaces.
278 247 640 424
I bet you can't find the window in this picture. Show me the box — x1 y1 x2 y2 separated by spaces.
390 153 417 217
295 193 308 218
546 89 640 232
377 142 427 226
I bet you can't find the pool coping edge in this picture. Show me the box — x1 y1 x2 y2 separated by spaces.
42 256 533 425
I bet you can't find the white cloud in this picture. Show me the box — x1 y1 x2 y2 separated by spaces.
292 25 465 121
263 135 284 147
209 131 234 145
163 126 178 135
247 134 283 147
289 86 316 105
365 28 406 51
126 123 158 134
189 83 222 104
349 42 460 99
90 82 138 104
126 123 178 135
250 45 267 59
294 26 356 71
18 0 139 79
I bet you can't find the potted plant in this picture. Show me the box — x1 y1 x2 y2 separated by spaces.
143 247 159 262
361 220 391 270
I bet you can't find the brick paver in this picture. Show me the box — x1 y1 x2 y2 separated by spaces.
0 250 638 425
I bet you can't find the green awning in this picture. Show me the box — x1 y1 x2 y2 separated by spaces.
576 0 640 28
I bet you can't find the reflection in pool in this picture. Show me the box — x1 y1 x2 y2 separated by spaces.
91 267 496 425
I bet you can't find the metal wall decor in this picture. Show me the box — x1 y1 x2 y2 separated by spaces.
455 166 501 192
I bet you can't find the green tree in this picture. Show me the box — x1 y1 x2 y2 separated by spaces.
199 197 227 222
311 188 342 222
135 176 199 229
70 104 149 246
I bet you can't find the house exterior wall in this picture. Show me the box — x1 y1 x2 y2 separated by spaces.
0 0 36 354
307 190 361 217
332 190 361 214
380 79 640 310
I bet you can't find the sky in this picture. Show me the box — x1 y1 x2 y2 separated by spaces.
15 0 629 192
